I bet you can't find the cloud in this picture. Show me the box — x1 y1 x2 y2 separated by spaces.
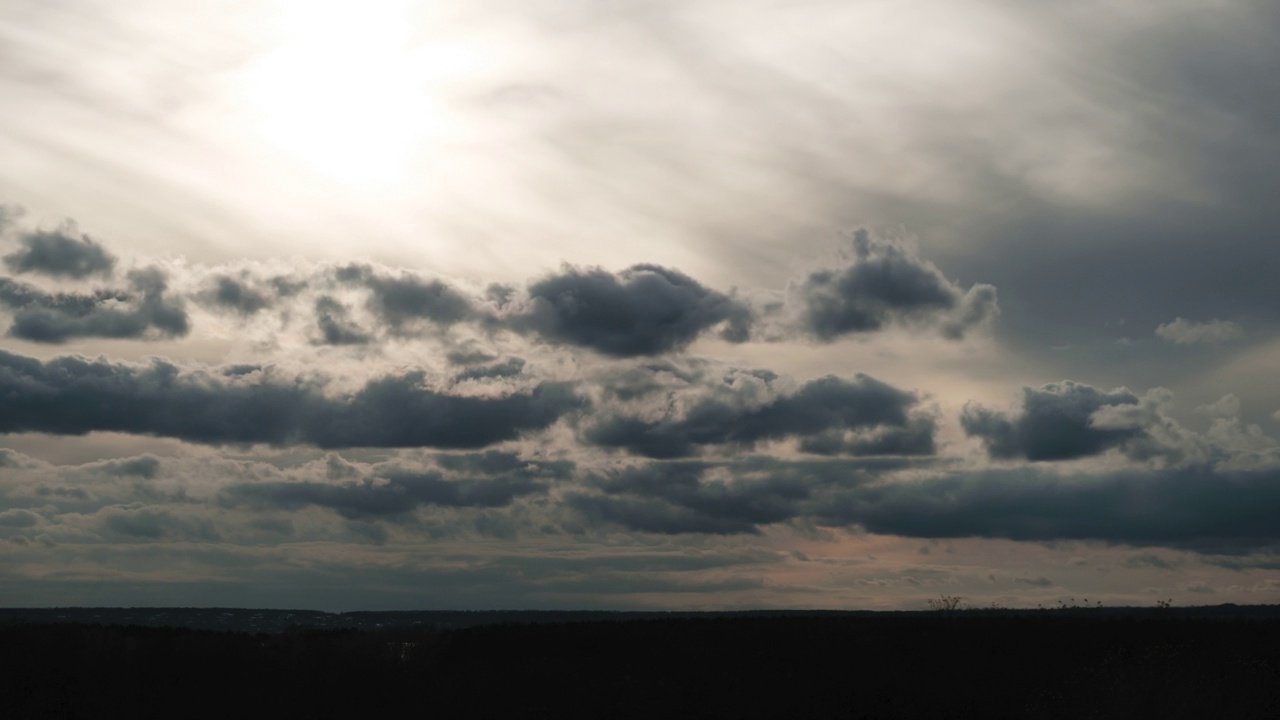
0 508 41 528
586 372 931 459
312 296 372 346
1015 576 1053 587
0 267 188 343
98 505 219 541
433 449 575 480
1198 394 1241 420
2 225 116 278
820 465 1280 553
454 357 526 382
961 381 1145 461
569 456 910 536
336 264 475 332
0 204 19 233
570 454 1280 550
596 361 711 402
579 461 817 534
515 263 752 356
799 417 937 458
569 493 762 535
97 455 162 479
0 233 1005 355
224 473 542 520
0 350 582 449
1155 318 1244 345
1123 553 1183 571
223 450 570 520
205 275 273 316
446 348 498 366
1191 395 1280 471
791 230 998 341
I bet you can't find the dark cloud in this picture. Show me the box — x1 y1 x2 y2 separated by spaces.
224 473 543 519
303 375 581 450
517 263 752 357
486 283 516 307
589 462 811 532
100 505 219 541
0 509 41 528
568 493 761 535
797 417 937 457
35 486 89 500
433 450 575 480
222 364 263 377
0 350 582 449
794 230 997 340
446 348 498 366
313 296 372 346
598 361 711 402
1015 576 1053 587
961 382 1144 461
223 451 569 519
249 517 294 535
1203 555 1280 572
567 455 1280 551
3 226 116 278
0 267 188 343
596 361 716 399
586 373 929 458
269 275 307 297
1124 553 1184 571
569 457 903 535
337 264 474 332
0 277 126 316
818 465 1280 553
206 275 273 315
454 357 526 382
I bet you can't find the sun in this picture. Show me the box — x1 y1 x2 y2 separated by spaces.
242 0 469 186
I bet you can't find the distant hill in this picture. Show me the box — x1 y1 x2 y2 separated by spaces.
2 603 1279 634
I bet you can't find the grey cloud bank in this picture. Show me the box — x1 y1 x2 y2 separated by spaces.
0 212 1001 355
567 457 1280 552
0 268 188 343
0 350 580 449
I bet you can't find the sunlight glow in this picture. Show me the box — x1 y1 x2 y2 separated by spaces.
243 0 473 186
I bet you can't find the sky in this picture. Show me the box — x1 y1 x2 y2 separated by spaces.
1 0 1278 612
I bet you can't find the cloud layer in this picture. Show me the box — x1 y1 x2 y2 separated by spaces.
0 351 580 449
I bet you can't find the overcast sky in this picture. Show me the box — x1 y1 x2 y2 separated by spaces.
2 0 1278 611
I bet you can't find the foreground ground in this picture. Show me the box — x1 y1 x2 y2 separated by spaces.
2 611 1278 718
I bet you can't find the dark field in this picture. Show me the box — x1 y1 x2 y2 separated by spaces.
3 610 1278 719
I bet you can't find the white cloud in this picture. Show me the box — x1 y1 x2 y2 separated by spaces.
1155 318 1244 345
